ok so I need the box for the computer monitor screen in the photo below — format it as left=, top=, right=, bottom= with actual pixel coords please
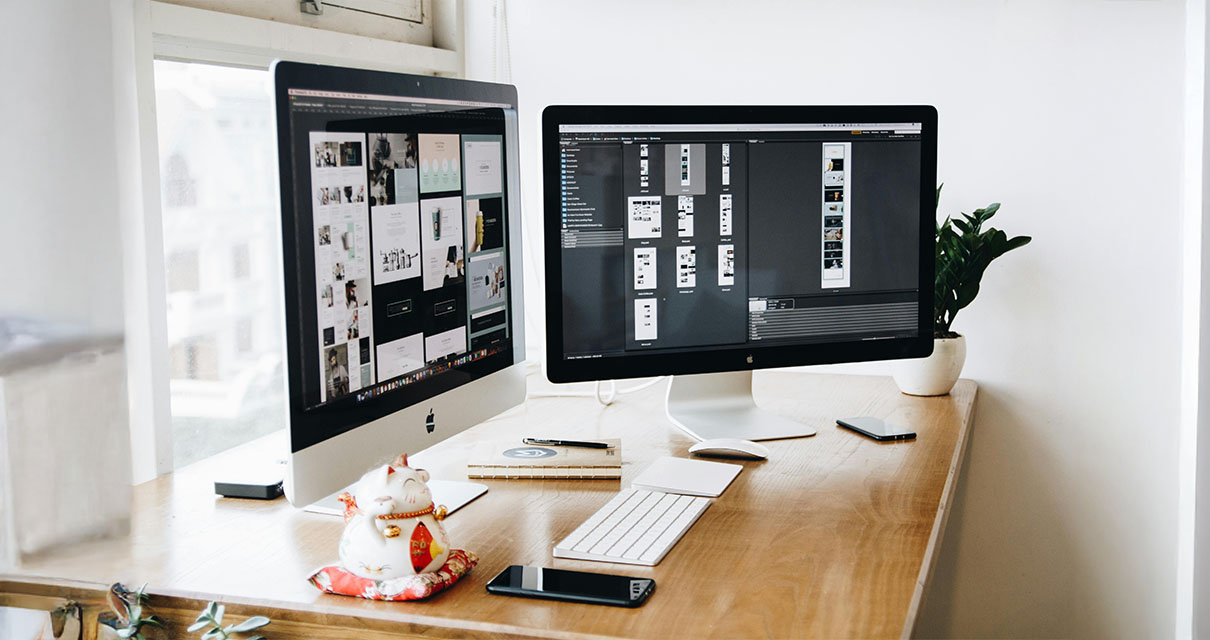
left=543, top=106, right=936, bottom=384
left=274, top=62, right=525, bottom=505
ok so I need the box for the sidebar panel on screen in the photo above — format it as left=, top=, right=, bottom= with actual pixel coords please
left=558, top=139, right=626, bottom=358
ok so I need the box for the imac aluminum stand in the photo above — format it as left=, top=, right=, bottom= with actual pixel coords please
left=665, top=371, right=818, bottom=441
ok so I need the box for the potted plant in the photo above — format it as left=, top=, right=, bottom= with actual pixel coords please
left=893, top=187, right=1031, bottom=396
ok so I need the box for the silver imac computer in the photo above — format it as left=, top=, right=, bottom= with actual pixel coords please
left=273, top=62, right=525, bottom=508
left=543, top=106, right=937, bottom=441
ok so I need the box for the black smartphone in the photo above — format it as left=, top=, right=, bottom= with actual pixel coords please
left=837, top=416, right=917, bottom=441
left=486, top=565, right=655, bottom=608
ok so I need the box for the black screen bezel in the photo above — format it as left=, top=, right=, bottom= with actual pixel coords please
left=273, top=61, right=521, bottom=452
left=542, top=105, right=937, bottom=383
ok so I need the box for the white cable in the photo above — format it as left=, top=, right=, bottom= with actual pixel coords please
left=526, top=376, right=667, bottom=406
left=595, top=380, right=617, bottom=405
left=615, top=377, right=666, bottom=394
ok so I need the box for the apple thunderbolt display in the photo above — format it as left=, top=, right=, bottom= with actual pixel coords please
left=543, top=106, right=937, bottom=441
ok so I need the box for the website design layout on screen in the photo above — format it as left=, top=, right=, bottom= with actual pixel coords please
left=557, top=122, right=922, bottom=360
left=290, top=89, right=510, bottom=407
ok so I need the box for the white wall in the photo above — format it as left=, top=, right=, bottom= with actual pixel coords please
left=1193, top=1, right=1210, bottom=634
left=472, top=1, right=1189, bottom=636
left=0, top=1, right=127, bottom=334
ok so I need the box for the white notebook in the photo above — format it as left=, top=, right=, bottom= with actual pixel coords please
left=631, top=456, right=742, bottom=497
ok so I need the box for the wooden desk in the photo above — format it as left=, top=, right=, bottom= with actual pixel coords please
left=3, top=372, right=975, bottom=639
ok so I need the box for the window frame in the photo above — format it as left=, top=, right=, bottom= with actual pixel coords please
left=128, top=0, right=464, bottom=482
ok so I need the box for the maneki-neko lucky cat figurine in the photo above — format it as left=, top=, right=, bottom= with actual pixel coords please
left=337, top=454, right=451, bottom=580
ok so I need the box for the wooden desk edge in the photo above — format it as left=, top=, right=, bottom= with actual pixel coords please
left=0, top=575, right=621, bottom=640
left=900, top=378, right=978, bottom=640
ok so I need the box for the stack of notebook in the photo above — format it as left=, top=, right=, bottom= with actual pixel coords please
left=466, top=439, right=622, bottom=479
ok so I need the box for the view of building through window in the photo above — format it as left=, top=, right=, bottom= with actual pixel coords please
left=154, top=60, right=286, bottom=468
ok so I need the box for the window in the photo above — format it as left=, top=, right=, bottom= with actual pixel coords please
left=155, top=60, right=285, bottom=468
left=127, top=1, right=463, bottom=479
left=235, top=316, right=254, bottom=353
left=165, top=249, right=200, bottom=293
left=233, top=243, right=251, bottom=279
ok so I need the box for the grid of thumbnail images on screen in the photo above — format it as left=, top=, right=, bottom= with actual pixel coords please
left=627, top=140, right=851, bottom=340
left=310, top=130, right=508, bottom=403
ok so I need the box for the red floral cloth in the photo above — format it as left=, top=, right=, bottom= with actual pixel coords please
left=308, top=549, right=478, bottom=601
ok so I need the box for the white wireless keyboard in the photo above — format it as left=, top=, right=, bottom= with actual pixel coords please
left=553, top=488, right=711, bottom=566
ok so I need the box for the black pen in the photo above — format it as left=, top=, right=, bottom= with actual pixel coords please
left=523, top=438, right=612, bottom=449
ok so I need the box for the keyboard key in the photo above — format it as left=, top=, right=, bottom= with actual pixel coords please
left=623, top=495, right=691, bottom=560
left=572, top=490, right=648, bottom=552
left=639, top=497, right=709, bottom=564
left=607, top=492, right=677, bottom=556
left=559, top=491, right=634, bottom=549
left=590, top=492, right=662, bottom=555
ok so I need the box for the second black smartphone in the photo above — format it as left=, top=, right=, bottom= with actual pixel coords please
left=486, top=565, right=655, bottom=607
left=837, top=416, right=917, bottom=441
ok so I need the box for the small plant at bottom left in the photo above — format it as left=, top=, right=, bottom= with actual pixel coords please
left=188, top=601, right=270, bottom=640
left=98, top=583, right=162, bottom=639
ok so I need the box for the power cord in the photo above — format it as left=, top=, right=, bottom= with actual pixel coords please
left=524, top=361, right=666, bottom=406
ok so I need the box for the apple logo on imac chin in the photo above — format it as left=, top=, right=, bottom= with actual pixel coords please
left=425, top=409, right=435, bottom=433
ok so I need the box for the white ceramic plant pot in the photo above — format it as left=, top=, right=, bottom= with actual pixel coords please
left=893, top=335, right=966, bottom=397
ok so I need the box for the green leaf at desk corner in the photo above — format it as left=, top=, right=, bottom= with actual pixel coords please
left=228, top=615, right=271, bottom=632
left=187, top=619, right=210, bottom=632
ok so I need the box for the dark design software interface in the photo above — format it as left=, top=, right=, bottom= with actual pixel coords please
left=557, top=122, right=922, bottom=360
left=285, top=89, right=512, bottom=409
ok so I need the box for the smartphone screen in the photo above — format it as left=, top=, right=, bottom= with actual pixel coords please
left=486, top=565, right=655, bottom=607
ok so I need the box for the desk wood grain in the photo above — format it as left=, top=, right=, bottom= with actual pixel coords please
left=6, top=372, right=975, bottom=639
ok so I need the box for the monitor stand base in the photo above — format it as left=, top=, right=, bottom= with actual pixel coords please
left=665, top=370, right=818, bottom=442
left=304, top=480, right=488, bottom=517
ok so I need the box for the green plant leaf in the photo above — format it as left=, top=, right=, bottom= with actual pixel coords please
left=201, top=629, right=225, bottom=640
left=955, top=282, right=981, bottom=311
left=187, top=620, right=211, bottom=632
left=1005, top=235, right=1032, bottom=251
left=978, top=202, right=1001, bottom=221
left=214, top=604, right=225, bottom=625
left=227, top=616, right=271, bottom=632
left=932, top=194, right=1029, bottom=333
